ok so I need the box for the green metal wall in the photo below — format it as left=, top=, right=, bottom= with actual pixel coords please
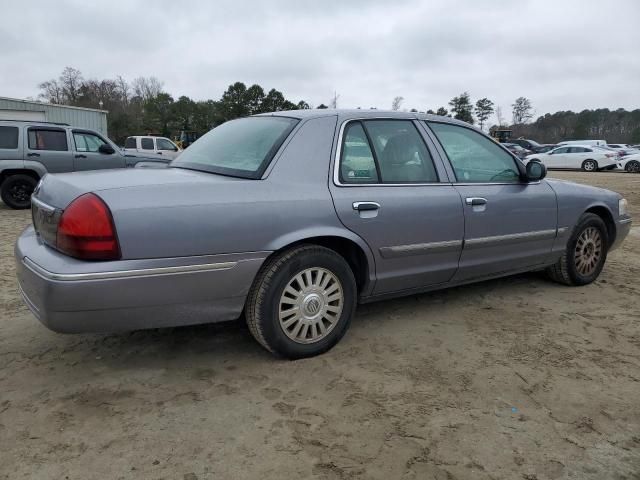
left=0, top=97, right=108, bottom=135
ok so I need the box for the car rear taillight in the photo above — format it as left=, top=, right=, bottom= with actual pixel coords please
left=56, top=193, right=120, bottom=260
left=605, top=153, right=615, bottom=158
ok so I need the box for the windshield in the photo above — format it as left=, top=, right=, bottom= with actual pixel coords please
left=171, top=116, right=298, bottom=178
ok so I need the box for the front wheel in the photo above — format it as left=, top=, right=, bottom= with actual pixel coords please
left=246, top=245, right=357, bottom=359
left=546, top=213, right=608, bottom=286
left=625, top=160, right=640, bottom=173
left=0, top=174, right=37, bottom=209
left=581, top=159, right=598, bottom=172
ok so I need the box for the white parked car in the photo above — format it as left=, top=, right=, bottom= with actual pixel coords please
left=618, top=153, right=640, bottom=173
left=557, top=139, right=607, bottom=147
left=123, top=136, right=182, bottom=160
left=524, top=145, right=619, bottom=172
left=607, top=144, right=640, bottom=156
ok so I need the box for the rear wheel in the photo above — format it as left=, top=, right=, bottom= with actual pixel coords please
left=246, top=245, right=357, bottom=359
left=546, top=213, right=608, bottom=286
left=625, top=160, right=640, bottom=173
left=581, top=159, right=598, bottom=172
left=0, top=174, right=37, bottom=209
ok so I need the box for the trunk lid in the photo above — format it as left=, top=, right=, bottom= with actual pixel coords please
left=33, top=167, right=240, bottom=209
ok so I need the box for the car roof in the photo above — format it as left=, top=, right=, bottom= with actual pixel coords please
left=256, top=108, right=475, bottom=127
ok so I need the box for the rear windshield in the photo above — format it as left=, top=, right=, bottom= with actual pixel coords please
left=171, top=116, right=298, bottom=179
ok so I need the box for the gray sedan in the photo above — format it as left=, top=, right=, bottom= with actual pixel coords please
left=16, top=110, right=632, bottom=358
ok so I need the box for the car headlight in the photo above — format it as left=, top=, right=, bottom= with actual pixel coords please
left=619, top=198, right=628, bottom=216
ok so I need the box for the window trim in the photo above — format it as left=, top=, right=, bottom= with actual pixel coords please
left=27, top=127, right=69, bottom=152
left=424, top=120, right=526, bottom=184
left=334, top=118, right=442, bottom=187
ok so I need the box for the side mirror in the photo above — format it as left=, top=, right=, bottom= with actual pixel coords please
left=526, top=160, right=547, bottom=182
left=99, top=144, right=115, bottom=154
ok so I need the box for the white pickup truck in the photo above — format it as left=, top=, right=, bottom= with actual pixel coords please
left=123, top=136, right=182, bottom=160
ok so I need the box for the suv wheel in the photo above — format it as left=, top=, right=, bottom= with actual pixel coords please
left=546, top=213, right=608, bottom=286
left=581, top=159, right=598, bottom=172
left=246, top=245, right=357, bottom=359
left=0, top=174, right=37, bottom=209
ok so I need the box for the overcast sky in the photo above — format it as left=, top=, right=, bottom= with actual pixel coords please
left=1, top=0, right=639, bottom=119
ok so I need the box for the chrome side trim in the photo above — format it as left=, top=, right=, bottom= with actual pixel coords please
left=557, top=227, right=569, bottom=236
left=380, top=240, right=462, bottom=258
left=23, top=257, right=237, bottom=282
left=465, top=229, right=557, bottom=249
left=619, top=217, right=632, bottom=225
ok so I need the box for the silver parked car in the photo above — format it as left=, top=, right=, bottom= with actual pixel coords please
left=16, top=110, right=632, bottom=358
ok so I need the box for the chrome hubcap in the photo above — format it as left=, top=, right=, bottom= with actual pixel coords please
left=574, top=227, right=602, bottom=276
left=278, top=267, right=343, bottom=344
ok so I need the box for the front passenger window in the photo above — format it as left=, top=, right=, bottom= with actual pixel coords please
left=428, top=122, right=520, bottom=183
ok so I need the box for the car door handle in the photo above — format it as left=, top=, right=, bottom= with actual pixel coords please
left=75, top=154, right=87, bottom=159
left=157, top=152, right=163, bottom=154
left=465, top=197, right=487, bottom=206
left=27, top=152, right=40, bottom=157
left=353, top=201, right=380, bottom=211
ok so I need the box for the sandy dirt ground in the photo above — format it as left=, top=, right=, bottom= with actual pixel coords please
left=1, top=171, right=639, bottom=480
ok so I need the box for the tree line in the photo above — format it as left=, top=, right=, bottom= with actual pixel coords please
left=37, top=68, right=640, bottom=144
left=37, top=67, right=310, bottom=143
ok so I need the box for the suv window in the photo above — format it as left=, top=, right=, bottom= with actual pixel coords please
left=124, top=137, right=137, bottom=149
left=340, top=122, right=378, bottom=183
left=429, top=122, right=520, bottom=183
left=364, top=120, right=438, bottom=183
left=140, top=138, right=154, bottom=150
left=0, top=126, right=19, bottom=149
left=553, top=147, right=570, bottom=154
left=157, top=138, right=177, bottom=151
left=73, top=132, right=107, bottom=152
left=28, top=129, right=68, bottom=151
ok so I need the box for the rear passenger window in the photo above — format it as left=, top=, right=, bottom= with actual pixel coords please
left=140, top=138, right=154, bottom=150
left=28, top=129, right=68, bottom=151
left=340, top=122, right=378, bottom=183
left=0, top=126, right=19, bottom=149
left=429, top=122, right=520, bottom=183
left=124, top=137, right=137, bottom=149
left=364, top=120, right=438, bottom=183
left=339, top=120, right=438, bottom=184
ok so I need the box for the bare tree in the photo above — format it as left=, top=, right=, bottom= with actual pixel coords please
left=38, top=79, right=64, bottom=104
left=59, top=67, right=84, bottom=104
left=495, top=106, right=506, bottom=127
left=391, top=96, right=404, bottom=111
left=115, top=75, right=130, bottom=106
left=132, top=76, right=164, bottom=102
left=329, top=91, right=340, bottom=109
left=512, top=97, right=533, bottom=125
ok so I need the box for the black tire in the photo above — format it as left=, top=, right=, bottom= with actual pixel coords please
left=546, top=213, right=608, bottom=286
left=0, top=174, right=37, bottom=209
left=246, top=244, right=357, bottom=359
left=581, top=159, right=598, bottom=172
left=625, top=160, right=640, bottom=173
